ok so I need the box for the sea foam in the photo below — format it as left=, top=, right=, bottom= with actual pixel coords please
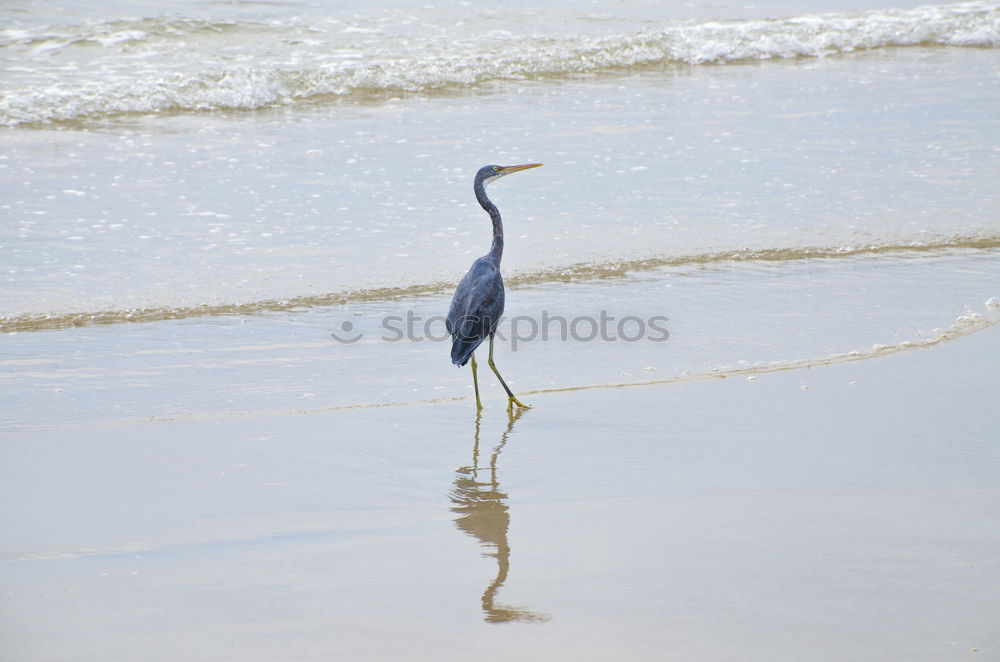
left=1, top=2, right=998, bottom=125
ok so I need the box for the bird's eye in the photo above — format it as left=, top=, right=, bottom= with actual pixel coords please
left=493, top=166, right=501, bottom=172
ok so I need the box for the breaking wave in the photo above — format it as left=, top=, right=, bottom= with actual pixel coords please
left=1, top=1, right=998, bottom=126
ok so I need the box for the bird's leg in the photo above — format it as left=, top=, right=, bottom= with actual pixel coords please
left=470, top=353, right=483, bottom=411
left=487, top=335, right=531, bottom=409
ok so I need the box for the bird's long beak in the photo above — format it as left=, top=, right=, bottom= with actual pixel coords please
left=499, top=163, right=543, bottom=175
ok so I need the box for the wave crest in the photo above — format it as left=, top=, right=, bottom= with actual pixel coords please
left=1, top=2, right=998, bottom=126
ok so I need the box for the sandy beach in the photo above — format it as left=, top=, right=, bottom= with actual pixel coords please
left=2, top=280, right=999, bottom=661
left=3, top=0, right=1000, bottom=659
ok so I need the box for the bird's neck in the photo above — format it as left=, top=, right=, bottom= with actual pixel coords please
left=475, top=181, right=504, bottom=264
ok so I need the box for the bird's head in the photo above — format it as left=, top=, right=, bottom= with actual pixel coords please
left=476, top=163, right=543, bottom=187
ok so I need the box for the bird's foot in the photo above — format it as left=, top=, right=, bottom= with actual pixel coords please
left=507, top=397, right=531, bottom=410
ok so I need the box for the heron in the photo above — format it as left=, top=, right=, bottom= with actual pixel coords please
left=446, top=163, right=543, bottom=411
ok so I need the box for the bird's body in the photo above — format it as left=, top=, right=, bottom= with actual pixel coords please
left=447, top=255, right=504, bottom=367
left=446, top=163, right=542, bottom=410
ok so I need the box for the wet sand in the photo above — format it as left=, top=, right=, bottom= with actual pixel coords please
left=2, top=288, right=998, bottom=661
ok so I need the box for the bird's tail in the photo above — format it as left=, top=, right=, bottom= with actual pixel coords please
left=450, top=335, right=484, bottom=367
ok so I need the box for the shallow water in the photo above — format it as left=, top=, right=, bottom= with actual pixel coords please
left=2, top=3, right=999, bottom=319
left=2, top=1, right=1000, bottom=659
left=2, top=325, right=998, bottom=661
left=2, top=250, right=999, bottom=429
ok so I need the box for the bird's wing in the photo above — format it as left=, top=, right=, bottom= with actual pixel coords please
left=446, top=257, right=505, bottom=341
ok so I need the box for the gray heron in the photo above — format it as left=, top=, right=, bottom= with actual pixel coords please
left=446, top=163, right=543, bottom=410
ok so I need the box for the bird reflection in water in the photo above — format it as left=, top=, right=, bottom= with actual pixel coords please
left=450, top=409, right=550, bottom=623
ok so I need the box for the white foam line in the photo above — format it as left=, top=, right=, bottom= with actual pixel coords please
left=2, top=1, right=998, bottom=126
left=533, top=299, right=1000, bottom=395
